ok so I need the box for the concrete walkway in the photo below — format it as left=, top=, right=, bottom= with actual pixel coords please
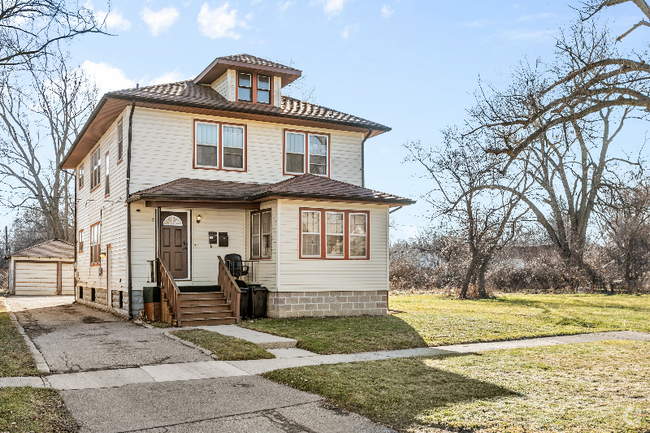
left=3, top=296, right=650, bottom=433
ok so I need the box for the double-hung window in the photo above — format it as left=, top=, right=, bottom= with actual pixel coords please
left=285, top=132, right=305, bottom=174
left=349, top=213, right=368, bottom=258
left=117, top=119, right=124, bottom=161
left=300, top=209, right=369, bottom=259
left=90, top=148, right=101, bottom=190
left=284, top=130, right=329, bottom=176
left=195, top=121, right=246, bottom=170
left=309, top=135, right=328, bottom=175
left=251, top=210, right=272, bottom=259
left=195, top=122, right=219, bottom=168
left=238, top=73, right=252, bottom=102
left=257, top=75, right=271, bottom=104
left=326, top=212, right=344, bottom=257
left=78, top=229, right=84, bottom=253
left=105, top=153, right=110, bottom=196
left=223, top=125, right=245, bottom=170
left=301, top=211, right=321, bottom=257
left=78, top=164, right=84, bottom=189
left=90, top=223, right=101, bottom=265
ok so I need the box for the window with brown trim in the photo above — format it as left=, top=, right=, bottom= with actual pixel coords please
left=284, top=130, right=329, bottom=176
left=78, top=229, right=84, bottom=253
left=238, top=72, right=252, bottom=102
left=257, top=75, right=271, bottom=104
left=105, top=152, right=110, bottom=196
left=90, top=223, right=101, bottom=265
left=90, top=147, right=101, bottom=190
left=78, top=164, right=84, bottom=189
left=251, top=210, right=272, bottom=259
left=300, top=209, right=369, bottom=259
left=194, top=120, right=246, bottom=171
left=117, top=119, right=124, bottom=161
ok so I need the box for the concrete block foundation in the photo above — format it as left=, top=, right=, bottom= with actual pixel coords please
left=266, top=290, right=388, bottom=318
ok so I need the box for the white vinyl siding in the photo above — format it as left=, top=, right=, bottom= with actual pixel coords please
left=129, top=108, right=364, bottom=192
left=279, top=199, right=389, bottom=293
left=75, top=106, right=130, bottom=305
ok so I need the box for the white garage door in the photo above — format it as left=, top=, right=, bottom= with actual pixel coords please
left=14, top=261, right=74, bottom=296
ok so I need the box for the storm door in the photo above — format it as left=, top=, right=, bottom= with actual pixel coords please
left=160, top=211, right=188, bottom=279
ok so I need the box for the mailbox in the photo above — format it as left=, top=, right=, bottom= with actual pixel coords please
left=209, top=232, right=219, bottom=244
left=218, top=232, right=229, bottom=247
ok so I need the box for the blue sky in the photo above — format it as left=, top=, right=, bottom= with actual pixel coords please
left=5, top=0, right=649, bottom=239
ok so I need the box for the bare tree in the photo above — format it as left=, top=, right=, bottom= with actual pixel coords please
left=0, top=51, right=97, bottom=241
left=465, top=24, right=645, bottom=279
left=406, top=137, right=528, bottom=298
left=466, top=7, right=650, bottom=159
left=597, top=178, right=650, bottom=291
left=1, top=0, right=105, bottom=67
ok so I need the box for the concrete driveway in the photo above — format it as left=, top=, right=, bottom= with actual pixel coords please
left=5, top=296, right=394, bottom=433
left=6, top=296, right=212, bottom=373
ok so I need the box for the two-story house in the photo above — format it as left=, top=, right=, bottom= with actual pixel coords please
left=61, top=54, right=413, bottom=326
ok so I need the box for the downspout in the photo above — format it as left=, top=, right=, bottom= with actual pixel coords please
left=126, top=101, right=135, bottom=318
left=73, top=170, right=77, bottom=299
left=361, top=128, right=373, bottom=188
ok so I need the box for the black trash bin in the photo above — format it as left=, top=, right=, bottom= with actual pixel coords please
left=239, top=287, right=251, bottom=319
left=251, top=287, right=268, bottom=318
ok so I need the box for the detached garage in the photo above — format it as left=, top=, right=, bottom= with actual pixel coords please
left=7, top=239, right=75, bottom=296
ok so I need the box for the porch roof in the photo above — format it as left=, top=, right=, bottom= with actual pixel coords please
left=127, top=174, right=415, bottom=206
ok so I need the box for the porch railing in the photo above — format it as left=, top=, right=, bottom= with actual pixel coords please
left=157, top=256, right=182, bottom=325
left=218, top=256, right=241, bottom=323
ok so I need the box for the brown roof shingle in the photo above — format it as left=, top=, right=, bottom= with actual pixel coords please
left=106, top=81, right=390, bottom=132
left=217, top=54, right=298, bottom=71
left=128, top=174, right=414, bottom=205
left=8, top=239, right=74, bottom=260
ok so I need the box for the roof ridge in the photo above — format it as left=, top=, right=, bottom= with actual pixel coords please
left=11, top=238, right=74, bottom=257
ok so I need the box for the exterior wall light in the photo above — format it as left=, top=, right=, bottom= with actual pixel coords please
left=100, top=252, right=106, bottom=259
left=196, top=214, right=202, bottom=224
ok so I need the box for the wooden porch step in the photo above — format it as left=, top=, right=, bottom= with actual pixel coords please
left=181, top=311, right=235, bottom=320
left=179, top=299, right=229, bottom=308
left=179, top=292, right=225, bottom=300
left=179, top=317, right=237, bottom=327
left=180, top=305, right=233, bottom=313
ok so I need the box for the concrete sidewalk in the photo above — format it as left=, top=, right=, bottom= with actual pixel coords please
left=4, top=296, right=650, bottom=433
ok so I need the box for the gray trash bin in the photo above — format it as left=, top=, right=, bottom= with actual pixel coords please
left=251, top=287, right=268, bottom=318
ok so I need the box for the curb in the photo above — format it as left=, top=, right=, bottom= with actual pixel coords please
left=163, top=331, right=220, bottom=360
left=3, top=301, right=51, bottom=374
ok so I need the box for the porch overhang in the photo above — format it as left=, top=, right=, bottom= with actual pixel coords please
left=143, top=200, right=260, bottom=210
left=128, top=175, right=415, bottom=208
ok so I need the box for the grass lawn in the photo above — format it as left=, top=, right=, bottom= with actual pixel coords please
left=264, top=340, right=650, bottom=432
left=0, top=300, right=40, bottom=377
left=169, top=329, right=275, bottom=361
left=0, top=387, right=78, bottom=432
left=241, top=294, right=650, bottom=354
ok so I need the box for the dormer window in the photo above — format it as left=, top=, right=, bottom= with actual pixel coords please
left=238, top=73, right=252, bottom=102
left=257, top=75, right=271, bottom=104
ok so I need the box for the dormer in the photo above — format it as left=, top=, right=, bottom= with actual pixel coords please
left=193, top=54, right=302, bottom=107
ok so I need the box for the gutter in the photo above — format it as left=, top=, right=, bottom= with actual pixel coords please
left=126, top=100, right=135, bottom=319
left=361, top=128, right=373, bottom=188
left=106, top=93, right=392, bottom=134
